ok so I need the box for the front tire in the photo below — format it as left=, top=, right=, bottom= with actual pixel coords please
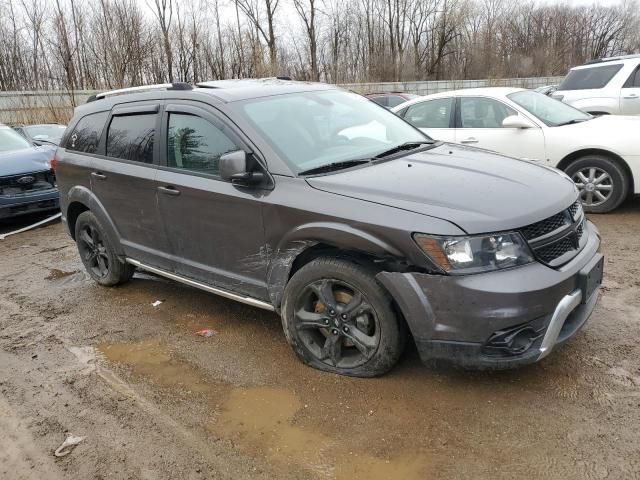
left=281, top=257, right=406, bottom=377
left=75, top=211, right=134, bottom=286
left=565, top=155, right=628, bottom=213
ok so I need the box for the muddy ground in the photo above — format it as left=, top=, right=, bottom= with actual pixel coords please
left=1, top=201, right=639, bottom=480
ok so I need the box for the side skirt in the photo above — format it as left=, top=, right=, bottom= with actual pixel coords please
left=126, top=258, right=276, bottom=312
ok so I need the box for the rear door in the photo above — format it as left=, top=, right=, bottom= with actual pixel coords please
left=90, top=103, right=172, bottom=270
left=155, top=102, right=269, bottom=300
left=455, top=96, right=546, bottom=161
left=621, top=65, right=640, bottom=115
left=396, top=97, right=456, bottom=142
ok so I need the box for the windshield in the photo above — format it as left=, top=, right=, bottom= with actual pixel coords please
left=25, top=125, right=66, bottom=143
left=0, top=127, right=32, bottom=152
left=507, top=91, right=591, bottom=126
left=234, top=90, right=430, bottom=173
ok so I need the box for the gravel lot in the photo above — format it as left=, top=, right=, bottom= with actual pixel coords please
left=1, top=201, right=639, bottom=480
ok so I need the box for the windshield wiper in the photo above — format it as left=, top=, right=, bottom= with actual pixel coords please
left=373, top=141, right=434, bottom=160
left=556, top=118, right=589, bottom=126
left=298, top=159, right=371, bottom=176
left=34, top=139, right=58, bottom=146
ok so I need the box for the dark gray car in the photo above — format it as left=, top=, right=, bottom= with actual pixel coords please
left=55, top=80, right=604, bottom=376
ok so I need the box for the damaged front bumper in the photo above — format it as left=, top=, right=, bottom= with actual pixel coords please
left=377, top=221, right=602, bottom=369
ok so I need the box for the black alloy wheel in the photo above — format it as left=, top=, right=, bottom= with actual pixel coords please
left=294, top=278, right=381, bottom=369
left=78, top=223, right=110, bottom=279
left=282, top=257, right=405, bottom=377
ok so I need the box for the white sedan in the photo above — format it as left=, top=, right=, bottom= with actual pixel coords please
left=392, top=87, right=640, bottom=212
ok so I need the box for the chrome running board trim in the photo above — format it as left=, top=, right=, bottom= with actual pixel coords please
left=538, top=289, right=582, bottom=359
left=126, top=258, right=275, bottom=312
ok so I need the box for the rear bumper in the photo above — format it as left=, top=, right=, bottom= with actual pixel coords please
left=0, top=189, right=59, bottom=219
left=377, top=221, right=602, bottom=369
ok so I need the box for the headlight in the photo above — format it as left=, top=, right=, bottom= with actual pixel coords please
left=414, top=232, right=534, bottom=274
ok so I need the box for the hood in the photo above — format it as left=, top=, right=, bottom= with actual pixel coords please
left=306, top=144, right=578, bottom=234
left=0, top=146, right=55, bottom=176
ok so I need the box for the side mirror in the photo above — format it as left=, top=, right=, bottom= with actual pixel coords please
left=502, top=115, right=533, bottom=129
left=219, top=150, right=265, bottom=186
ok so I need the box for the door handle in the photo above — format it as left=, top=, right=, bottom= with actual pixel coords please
left=461, top=137, right=479, bottom=144
left=623, top=94, right=638, bottom=99
left=157, top=185, right=181, bottom=196
left=91, top=172, right=107, bottom=180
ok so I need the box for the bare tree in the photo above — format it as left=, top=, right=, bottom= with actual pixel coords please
left=150, top=0, right=174, bottom=82
left=293, top=0, right=320, bottom=80
left=235, top=0, right=280, bottom=75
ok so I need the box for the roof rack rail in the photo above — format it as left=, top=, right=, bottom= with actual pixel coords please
left=584, top=53, right=640, bottom=65
left=90, top=82, right=192, bottom=101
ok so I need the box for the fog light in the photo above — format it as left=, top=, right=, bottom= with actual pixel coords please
left=483, top=325, right=544, bottom=356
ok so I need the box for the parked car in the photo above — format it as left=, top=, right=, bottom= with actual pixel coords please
left=56, top=80, right=602, bottom=377
left=534, top=85, right=558, bottom=96
left=552, top=54, right=640, bottom=115
left=0, top=124, right=58, bottom=220
left=365, top=92, right=420, bottom=109
left=392, top=87, right=640, bottom=212
left=12, top=123, right=67, bottom=146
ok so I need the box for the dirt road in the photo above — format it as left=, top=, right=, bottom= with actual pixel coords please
left=1, top=202, right=639, bottom=480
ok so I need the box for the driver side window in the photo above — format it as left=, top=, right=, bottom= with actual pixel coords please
left=459, top=97, right=516, bottom=128
left=167, top=113, right=238, bottom=176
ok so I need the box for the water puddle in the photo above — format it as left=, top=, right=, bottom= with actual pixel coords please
left=97, top=341, right=214, bottom=394
left=97, top=340, right=431, bottom=479
left=216, top=386, right=429, bottom=479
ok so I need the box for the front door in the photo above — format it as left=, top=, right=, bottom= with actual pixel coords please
left=620, top=66, right=640, bottom=115
left=155, top=103, right=269, bottom=301
left=455, top=96, right=546, bottom=162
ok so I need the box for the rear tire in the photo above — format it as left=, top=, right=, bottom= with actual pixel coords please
left=565, top=155, right=628, bottom=213
left=75, top=211, right=134, bottom=286
left=281, top=257, right=406, bottom=377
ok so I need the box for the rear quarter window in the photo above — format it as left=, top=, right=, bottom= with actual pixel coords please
left=559, top=64, right=623, bottom=90
left=66, top=111, right=109, bottom=153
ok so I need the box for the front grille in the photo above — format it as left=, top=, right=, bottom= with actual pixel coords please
left=520, top=211, right=568, bottom=240
left=0, top=170, right=56, bottom=196
left=568, top=201, right=581, bottom=219
left=535, top=236, right=576, bottom=263
left=519, top=201, right=585, bottom=267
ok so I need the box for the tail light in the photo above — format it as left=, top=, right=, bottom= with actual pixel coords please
left=50, top=149, right=61, bottom=171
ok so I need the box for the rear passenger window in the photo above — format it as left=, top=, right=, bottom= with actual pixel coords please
left=404, top=98, right=454, bottom=128
left=167, top=113, right=238, bottom=176
left=67, top=111, right=108, bottom=153
left=106, top=114, right=155, bottom=164
left=387, top=96, right=407, bottom=108
left=559, top=64, right=623, bottom=90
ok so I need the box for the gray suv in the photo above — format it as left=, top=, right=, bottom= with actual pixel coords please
left=56, top=80, right=604, bottom=376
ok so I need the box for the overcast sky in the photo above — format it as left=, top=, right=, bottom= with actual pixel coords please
left=540, top=0, right=625, bottom=5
